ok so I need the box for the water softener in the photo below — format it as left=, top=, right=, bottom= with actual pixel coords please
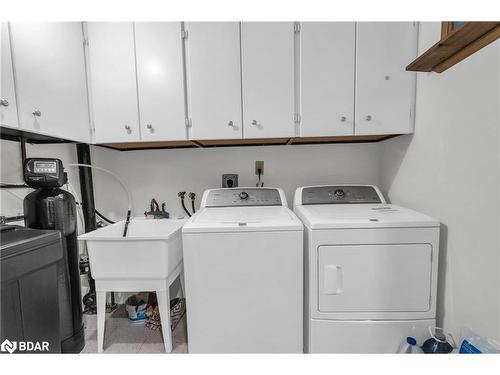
left=23, top=158, right=85, bottom=353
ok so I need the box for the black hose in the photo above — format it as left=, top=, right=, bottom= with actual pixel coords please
left=181, top=198, right=191, bottom=217
left=75, top=202, right=116, bottom=224
left=188, top=192, right=196, bottom=214
left=95, top=210, right=115, bottom=224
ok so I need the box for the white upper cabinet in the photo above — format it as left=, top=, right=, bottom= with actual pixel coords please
left=9, top=22, right=90, bottom=141
left=135, top=22, right=186, bottom=141
left=355, top=22, right=418, bottom=135
left=86, top=22, right=140, bottom=143
left=300, top=22, right=356, bottom=137
left=185, top=22, right=242, bottom=140
left=0, top=23, right=18, bottom=128
left=241, top=22, right=295, bottom=139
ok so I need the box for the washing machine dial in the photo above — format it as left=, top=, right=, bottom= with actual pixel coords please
left=239, top=191, right=249, bottom=200
left=334, top=189, right=345, bottom=198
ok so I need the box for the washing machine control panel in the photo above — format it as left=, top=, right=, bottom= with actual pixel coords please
left=205, top=188, right=283, bottom=207
left=301, top=186, right=383, bottom=205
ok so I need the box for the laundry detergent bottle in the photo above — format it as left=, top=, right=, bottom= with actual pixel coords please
left=397, top=337, right=424, bottom=353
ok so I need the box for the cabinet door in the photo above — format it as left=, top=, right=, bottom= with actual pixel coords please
left=301, top=22, right=355, bottom=137
left=87, top=22, right=140, bottom=143
left=135, top=22, right=186, bottom=141
left=10, top=22, right=90, bottom=141
left=186, top=22, right=242, bottom=140
left=0, top=23, right=18, bottom=128
left=355, top=22, right=418, bottom=135
left=241, top=22, right=295, bottom=139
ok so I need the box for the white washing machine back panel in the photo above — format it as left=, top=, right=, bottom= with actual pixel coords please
left=201, top=187, right=287, bottom=208
left=295, top=185, right=386, bottom=206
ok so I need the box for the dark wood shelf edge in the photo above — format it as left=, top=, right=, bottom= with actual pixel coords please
left=98, top=134, right=399, bottom=151
left=1, top=126, right=401, bottom=151
left=406, top=22, right=500, bottom=73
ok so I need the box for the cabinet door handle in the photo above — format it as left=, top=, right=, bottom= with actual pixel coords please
left=365, top=115, right=372, bottom=121
left=146, top=124, right=154, bottom=132
left=251, top=120, right=258, bottom=126
left=0, top=99, right=9, bottom=107
left=124, top=125, right=132, bottom=134
left=340, top=116, right=346, bottom=122
left=32, top=110, right=42, bottom=117
left=228, top=121, right=234, bottom=127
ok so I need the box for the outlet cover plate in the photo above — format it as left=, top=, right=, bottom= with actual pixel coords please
left=222, top=174, right=238, bottom=188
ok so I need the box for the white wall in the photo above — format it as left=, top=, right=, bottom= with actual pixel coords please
left=379, top=22, right=500, bottom=340
left=90, top=143, right=380, bottom=220
left=2, top=140, right=380, bottom=222
left=1, top=139, right=380, bottom=304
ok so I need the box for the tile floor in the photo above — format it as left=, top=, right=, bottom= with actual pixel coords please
left=81, top=306, right=188, bottom=353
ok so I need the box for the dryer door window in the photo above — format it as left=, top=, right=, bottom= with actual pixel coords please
left=318, top=244, right=432, bottom=313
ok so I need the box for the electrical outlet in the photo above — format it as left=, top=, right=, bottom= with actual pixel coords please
left=222, top=174, right=238, bottom=188
left=255, top=161, right=264, bottom=175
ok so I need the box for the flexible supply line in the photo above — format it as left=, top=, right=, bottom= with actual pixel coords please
left=67, top=182, right=89, bottom=256
left=66, top=163, right=133, bottom=237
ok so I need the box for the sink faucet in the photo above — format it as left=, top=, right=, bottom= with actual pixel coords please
left=150, top=198, right=160, bottom=213
left=145, top=198, right=169, bottom=219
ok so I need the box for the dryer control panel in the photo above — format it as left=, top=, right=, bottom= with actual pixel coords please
left=301, top=185, right=384, bottom=205
left=203, top=188, right=283, bottom=207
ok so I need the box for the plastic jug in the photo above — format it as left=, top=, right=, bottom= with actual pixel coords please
left=397, top=337, right=424, bottom=353
left=422, top=327, right=454, bottom=354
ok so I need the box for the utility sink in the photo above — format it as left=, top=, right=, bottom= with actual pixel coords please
left=78, top=217, right=187, bottom=353
left=78, top=218, right=186, bottom=280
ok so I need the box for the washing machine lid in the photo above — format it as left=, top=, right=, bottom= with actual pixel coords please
left=295, top=204, right=439, bottom=229
left=182, top=206, right=303, bottom=233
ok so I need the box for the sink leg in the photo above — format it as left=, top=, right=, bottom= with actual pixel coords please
left=97, top=291, right=106, bottom=353
left=157, top=288, right=173, bottom=353
left=179, top=270, right=186, bottom=297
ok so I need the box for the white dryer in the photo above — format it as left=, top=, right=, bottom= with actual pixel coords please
left=293, top=185, right=440, bottom=353
left=182, top=188, right=303, bottom=353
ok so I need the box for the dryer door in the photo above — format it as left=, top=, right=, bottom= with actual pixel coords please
left=318, top=244, right=432, bottom=313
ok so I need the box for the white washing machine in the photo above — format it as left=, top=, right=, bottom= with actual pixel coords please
left=182, top=188, right=303, bottom=353
left=293, top=185, right=440, bottom=353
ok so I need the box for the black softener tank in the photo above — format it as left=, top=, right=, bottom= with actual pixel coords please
left=23, top=158, right=85, bottom=353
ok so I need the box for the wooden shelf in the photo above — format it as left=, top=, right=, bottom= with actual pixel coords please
left=1, top=126, right=398, bottom=150
left=407, top=22, right=500, bottom=73
left=99, top=134, right=396, bottom=151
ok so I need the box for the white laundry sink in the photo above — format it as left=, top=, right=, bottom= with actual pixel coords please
left=78, top=218, right=186, bottom=280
